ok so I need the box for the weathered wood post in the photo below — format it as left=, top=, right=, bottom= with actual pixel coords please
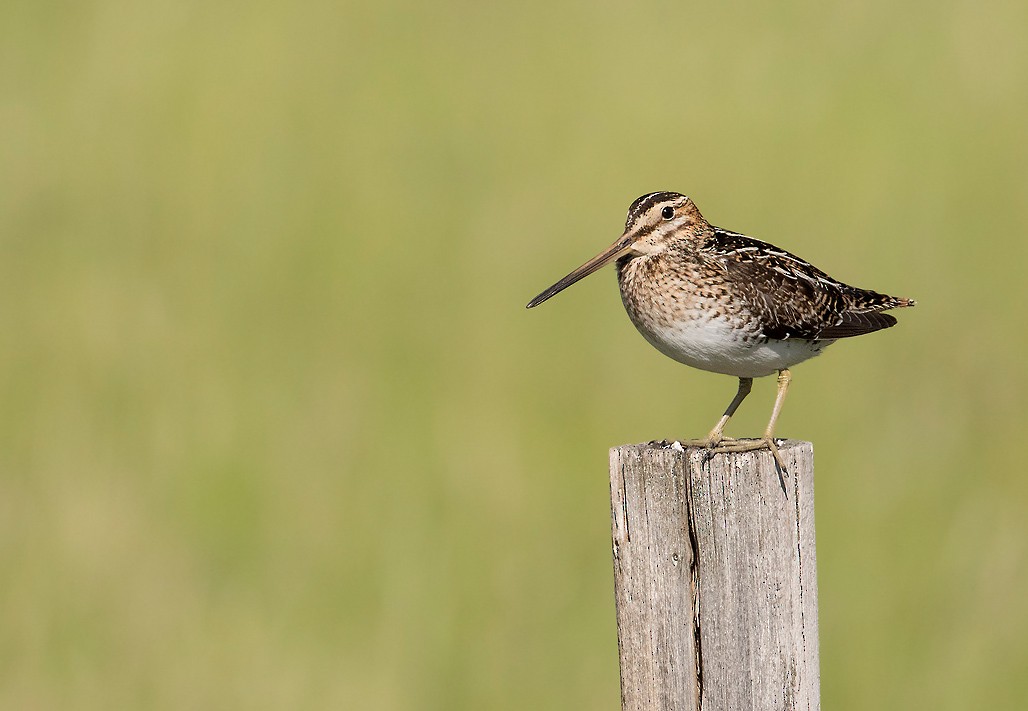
left=609, top=440, right=819, bottom=711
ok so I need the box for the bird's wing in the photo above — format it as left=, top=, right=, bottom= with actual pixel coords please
left=702, top=229, right=911, bottom=340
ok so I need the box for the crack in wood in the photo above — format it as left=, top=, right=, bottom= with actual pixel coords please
left=685, top=457, right=704, bottom=706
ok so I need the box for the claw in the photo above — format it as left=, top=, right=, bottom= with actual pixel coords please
left=710, top=437, right=790, bottom=496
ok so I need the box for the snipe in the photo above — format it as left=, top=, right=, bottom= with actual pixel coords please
left=527, top=191, right=915, bottom=473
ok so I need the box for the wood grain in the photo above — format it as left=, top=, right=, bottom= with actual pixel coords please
left=610, top=440, right=819, bottom=711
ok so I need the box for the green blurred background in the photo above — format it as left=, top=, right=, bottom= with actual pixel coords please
left=2, top=0, right=1027, bottom=708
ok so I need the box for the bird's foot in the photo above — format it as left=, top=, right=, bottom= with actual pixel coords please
left=650, top=437, right=717, bottom=449
left=676, top=437, right=715, bottom=448
left=712, top=436, right=787, bottom=470
left=710, top=437, right=790, bottom=494
left=674, top=435, right=738, bottom=449
left=655, top=437, right=787, bottom=494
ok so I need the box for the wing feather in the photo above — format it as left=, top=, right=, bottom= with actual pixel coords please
left=702, top=229, right=914, bottom=340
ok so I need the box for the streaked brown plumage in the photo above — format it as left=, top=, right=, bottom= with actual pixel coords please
left=527, top=191, right=915, bottom=473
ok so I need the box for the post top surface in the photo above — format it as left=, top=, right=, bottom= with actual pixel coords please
left=612, top=439, right=812, bottom=455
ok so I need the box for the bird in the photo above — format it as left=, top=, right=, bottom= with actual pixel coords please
left=526, top=191, right=915, bottom=472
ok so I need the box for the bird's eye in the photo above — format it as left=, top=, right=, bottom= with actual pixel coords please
left=661, top=206, right=675, bottom=220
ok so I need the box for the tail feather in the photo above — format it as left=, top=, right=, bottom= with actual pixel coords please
left=819, top=291, right=915, bottom=339
left=851, top=290, right=916, bottom=312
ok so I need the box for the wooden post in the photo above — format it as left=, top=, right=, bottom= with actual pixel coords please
left=609, top=440, right=819, bottom=711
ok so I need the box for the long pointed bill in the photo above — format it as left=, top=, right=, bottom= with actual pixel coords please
left=526, top=233, right=635, bottom=308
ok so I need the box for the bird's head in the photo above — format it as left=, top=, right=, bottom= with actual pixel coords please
left=526, top=192, right=705, bottom=308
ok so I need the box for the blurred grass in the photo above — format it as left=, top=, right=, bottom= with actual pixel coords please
left=1, top=0, right=1027, bottom=708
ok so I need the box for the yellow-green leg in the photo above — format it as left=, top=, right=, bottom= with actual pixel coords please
left=713, top=368, right=792, bottom=472
left=681, top=376, right=753, bottom=448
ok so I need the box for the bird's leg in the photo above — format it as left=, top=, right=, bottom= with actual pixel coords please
left=763, top=368, right=791, bottom=444
left=713, top=369, right=792, bottom=478
left=706, top=376, right=753, bottom=445
left=680, top=377, right=752, bottom=448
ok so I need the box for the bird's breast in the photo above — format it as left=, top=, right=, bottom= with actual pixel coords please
left=616, top=254, right=832, bottom=378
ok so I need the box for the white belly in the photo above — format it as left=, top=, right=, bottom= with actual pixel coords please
left=628, top=313, right=833, bottom=378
